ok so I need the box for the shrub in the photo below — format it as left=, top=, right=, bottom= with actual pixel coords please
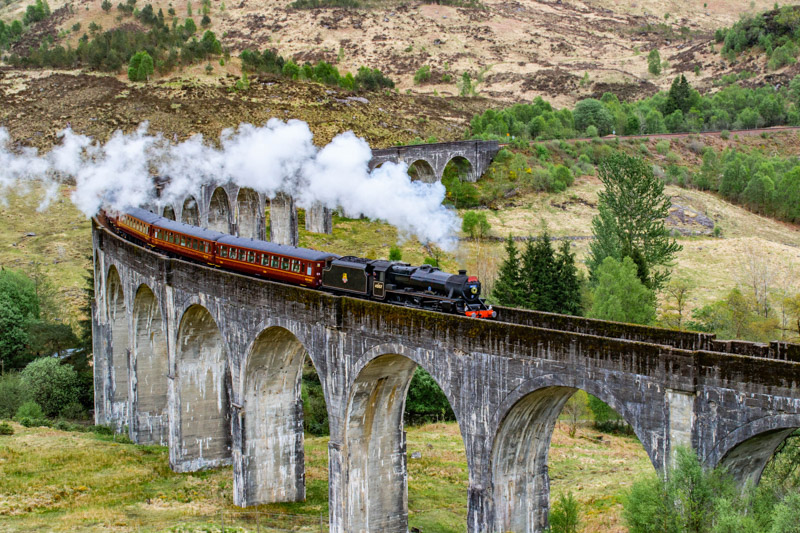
left=585, top=125, right=598, bottom=138
left=720, top=129, right=731, bottom=140
left=15, top=400, right=44, bottom=421
left=60, top=401, right=87, bottom=420
left=20, top=358, right=81, bottom=417
left=655, top=139, right=670, bottom=155
left=0, top=421, right=13, bottom=435
left=549, top=491, right=580, bottom=533
left=89, top=424, right=114, bottom=435
left=388, top=245, right=402, bottom=261
left=413, top=64, right=431, bottom=84
left=0, top=372, right=29, bottom=419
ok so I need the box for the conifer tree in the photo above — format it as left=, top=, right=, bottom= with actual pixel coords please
left=492, top=235, right=522, bottom=306
left=554, top=240, right=582, bottom=316
left=521, top=231, right=557, bottom=312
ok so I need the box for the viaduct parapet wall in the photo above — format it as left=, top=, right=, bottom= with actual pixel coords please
left=93, top=222, right=800, bottom=533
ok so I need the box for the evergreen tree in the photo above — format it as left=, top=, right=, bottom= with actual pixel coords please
left=554, top=240, right=582, bottom=316
left=665, top=74, right=693, bottom=116
left=492, top=235, right=523, bottom=307
left=521, top=231, right=557, bottom=312
left=587, top=153, right=681, bottom=292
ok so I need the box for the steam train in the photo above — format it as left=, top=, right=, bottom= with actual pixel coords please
left=103, top=208, right=496, bottom=319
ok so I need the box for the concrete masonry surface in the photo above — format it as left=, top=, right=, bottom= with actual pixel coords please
left=93, top=221, right=800, bottom=533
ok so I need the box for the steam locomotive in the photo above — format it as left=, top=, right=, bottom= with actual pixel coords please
left=104, top=208, right=496, bottom=319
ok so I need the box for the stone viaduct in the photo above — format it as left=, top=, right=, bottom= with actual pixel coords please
left=152, top=140, right=500, bottom=247
left=93, top=220, right=800, bottom=532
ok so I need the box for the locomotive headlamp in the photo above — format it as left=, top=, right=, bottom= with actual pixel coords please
left=470, top=286, right=478, bottom=294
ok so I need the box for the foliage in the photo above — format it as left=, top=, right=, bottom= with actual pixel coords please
left=587, top=153, right=681, bottom=291
left=0, top=269, right=39, bottom=369
left=493, top=235, right=523, bottom=307
left=414, top=64, right=431, bottom=84
left=23, top=0, right=50, bottom=25
left=20, top=358, right=81, bottom=418
left=404, top=367, right=454, bottom=425
left=574, top=98, right=614, bottom=136
left=127, top=50, right=154, bottom=81
left=289, top=0, right=359, bottom=8
left=461, top=211, right=491, bottom=238
left=470, top=73, right=800, bottom=143
left=0, top=421, right=13, bottom=435
left=60, top=401, right=87, bottom=420
left=587, top=394, right=626, bottom=432
left=771, top=492, right=800, bottom=533
left=389, top=245, right=402, bottom=261
left=492, top=232, right=583, bottom=315
left=301, top=360, right=328, bottom=435
left=648, top=49, right=661, bottom=75
left=589, top=257, right=656, bottom=325
left=14, top=400, right=45, bottom=421
left=8, top=4, right=223, bottom=75
left=549, top=491, right=580, bottom=533
left=0, top=372, right=30, bottom=419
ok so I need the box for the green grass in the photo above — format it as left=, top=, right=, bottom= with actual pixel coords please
left=0, top=420, right=650, bottom=532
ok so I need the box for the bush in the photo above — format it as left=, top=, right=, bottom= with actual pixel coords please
left=0, top=372, right=29, bottom=419
left=15, top=400, right=44, bottom=421
left=60, top=401, right=87, bottom=420
left=413, top=64, right=431, bottom=84
left=388, top=245, right=402, bottom=261
left=20, top=358, right=81, bottom=417
left=549, top=491, right=580, bottom=533
left=0, top=421, right=13, bottom=435
left=89, top=424, right=114, bottom=435
left=585, top=125, right=598, bottom=138
left=720, top=129, right=731, bottom=140
left=404, top=367, right=454, bottom=425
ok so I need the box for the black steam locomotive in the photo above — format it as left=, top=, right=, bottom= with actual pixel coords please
left=322, top=256, right=496, bottom=318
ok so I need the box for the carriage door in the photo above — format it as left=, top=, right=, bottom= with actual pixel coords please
left=372, top=271, right=386, bottom=299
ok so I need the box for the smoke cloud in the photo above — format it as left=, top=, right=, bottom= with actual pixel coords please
left=0, top=119, right=460, bottom=249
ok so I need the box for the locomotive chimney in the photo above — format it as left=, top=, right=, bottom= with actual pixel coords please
left=458, top=269, right=467, bottom=275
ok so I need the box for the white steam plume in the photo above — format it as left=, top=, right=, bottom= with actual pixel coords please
left=0, top=119, right=460, bottom=249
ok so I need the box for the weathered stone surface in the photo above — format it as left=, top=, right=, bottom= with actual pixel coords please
left=93, top=222, right=800, bottom=533
left=370, top=140, right=500, bottom=183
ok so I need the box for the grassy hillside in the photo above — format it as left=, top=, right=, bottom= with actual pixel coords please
left=0, top=420, right=650, bottom=532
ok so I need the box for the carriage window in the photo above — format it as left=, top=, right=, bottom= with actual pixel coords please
left=220, top=246, right=227, bottom=258
left=307, top=266, right=313, bottom=276
left=291, top=261, right=301, bottom=273
left=262, top=255, right=269, bottom=266
left=204, top=242, right=209, bottom=253
left=248, top=251, right=255, bottom=263
left=180, top=236, right=186, bottom=246
left=272, top=256, right=280, bottom=268
left=282, top=258, right=290, bottom=270
left=193, top=240, right=199, bottom=250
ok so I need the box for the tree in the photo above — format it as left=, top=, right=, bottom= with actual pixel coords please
left=404, top=367, right=454, bottom=425
left=587, top=153, right=682, bottom=292
left=20, top=357, right=80, bottom=417
left=562, top=391, right=588, bottom=438
left=493, top=235, right=523, bottom=307
left=589, top=256, right=656, bottom=325
left=461, top=211, right=490, bottom=239
left=0, top=269, right=40, bottom=370
left=573, top=98, right=614, bottom=136
left=772, top=492, right=800, bottom=533
left=648, top=49, right=662, bottom=75
left=660, top=279, right=692, bottom=329
left=665, top=74, right=693, bottom=115
left=553, top=240, right=582, bottom=316
left=128, top=50, right=154, bottom=81
left=521, top=232, right=557, bottom=312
